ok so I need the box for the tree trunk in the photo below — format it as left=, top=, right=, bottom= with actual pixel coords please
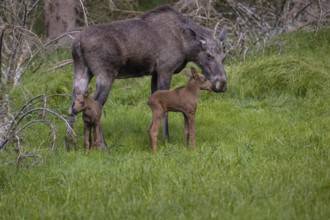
left=44, top=0, right=81, bottom=43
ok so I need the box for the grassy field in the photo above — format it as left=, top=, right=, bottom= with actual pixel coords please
left=0, top=29, right=329, bottom=219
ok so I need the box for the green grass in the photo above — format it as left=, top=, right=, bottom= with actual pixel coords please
left=1, top=29, right=330, bottom=219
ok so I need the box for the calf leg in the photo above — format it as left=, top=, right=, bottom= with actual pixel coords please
left=148, top=110, right=163, bottom=153
left=187, top=113, right=196, bottom=148
left=93, top=123, right=102, bottom=149
left=183, top=114, right=189, bottom=149
left=84, top=123, right=92, bottom=150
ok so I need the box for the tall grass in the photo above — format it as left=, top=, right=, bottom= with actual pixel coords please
left=229, top=56, right=329, bottom=98
left=1, top=29, right=329, bottom=219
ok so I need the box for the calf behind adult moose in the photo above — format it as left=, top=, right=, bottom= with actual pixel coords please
left=72, top=88, right=103, bottom=150
left=68, top=5, right=227, bottom=148
left=147, top=67, right=212, bottom=153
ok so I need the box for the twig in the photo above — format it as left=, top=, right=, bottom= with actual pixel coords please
left=0, top=94, right=74, bottom=150
left=16, top=120, right=56, bottom=150
left=21, top=30, right=80, bottom=75
left=15, top=108, right=74, bottom=137
left=0, top=23, right=9, bottom=103
left=110, top=8, right=143, bottom=15
left=79, top=0, right=89, bottom=26
left=47, top=59, right=73, bottom=72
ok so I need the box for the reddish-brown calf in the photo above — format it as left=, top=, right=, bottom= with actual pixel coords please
left=72, top=88, right=103, bottom=150
left=147, top=67, right=212, bottom=153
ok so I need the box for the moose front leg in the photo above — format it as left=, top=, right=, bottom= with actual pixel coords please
left=156, top=73, right=172, bottom=141
left=66, top=67, right=92, bottom=150
left=93, top=75, right=116, bottom=149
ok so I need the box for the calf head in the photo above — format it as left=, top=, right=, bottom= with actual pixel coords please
left=186, top=67, right=213, bottom=91
left=72, top=88, right=92, bottom=115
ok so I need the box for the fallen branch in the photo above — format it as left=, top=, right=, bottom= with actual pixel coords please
left=47, top=59, right=73, bottom=72
left=0, top=94, right=75, bottom=153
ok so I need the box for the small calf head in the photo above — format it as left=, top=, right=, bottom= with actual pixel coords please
left=72, top=88, right=93, bottom=115
left=186, top=67, right=213, bottom=91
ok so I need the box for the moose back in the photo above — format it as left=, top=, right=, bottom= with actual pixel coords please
left=68, top=5, right=227, bottom=146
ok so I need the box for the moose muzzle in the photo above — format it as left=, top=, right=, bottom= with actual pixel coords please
left=212, top=77, right=227, bottom=93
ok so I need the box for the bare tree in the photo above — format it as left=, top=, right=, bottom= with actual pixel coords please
left=1, top=0, right=44, bottom=148
left=44, top=0, right=83, bottom=42
left=0, top=1, right=77, bottom=161
left=0, top=0, right=43, bottom=86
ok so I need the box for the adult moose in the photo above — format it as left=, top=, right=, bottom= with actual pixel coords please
left=68, top=5, right=227, bottom=148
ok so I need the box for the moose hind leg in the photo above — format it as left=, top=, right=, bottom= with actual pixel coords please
left=66, top=63, right=92, bottom=150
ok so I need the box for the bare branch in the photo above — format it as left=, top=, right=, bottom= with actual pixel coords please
left=0, top=94, right=75, bottom=151
left=79, top=0, right=89, bottom=26
left=16, top=119, right=56, bottom=150
left=21, top=30, right=80, bottom=75
left=46, top=59, right=73, bottom=72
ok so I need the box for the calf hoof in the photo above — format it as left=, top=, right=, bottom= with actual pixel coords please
left=93, top=142, right=102, bottom=150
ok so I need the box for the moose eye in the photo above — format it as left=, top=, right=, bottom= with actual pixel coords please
left=206, top=53, right=213, bottom=59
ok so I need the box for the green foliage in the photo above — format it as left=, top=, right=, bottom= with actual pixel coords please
left=229, top=56, right=329, bottom=99
left=228, top=29, right=330, bottom=100
left=1, top=29, right=329, bottom=219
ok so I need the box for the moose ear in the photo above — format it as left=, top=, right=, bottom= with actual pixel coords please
left=188, top=28, right=208, bottom=49
left=219, top=27, right=227, bottom=42
left=199, top=38, right=207, bottom=50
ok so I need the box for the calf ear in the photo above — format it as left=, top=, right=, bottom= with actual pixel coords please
left=184, top=69, right=193, bottom=78
left=84, top=87, right=93, bottom=97
left=190, top=67, right=198, bottom=78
